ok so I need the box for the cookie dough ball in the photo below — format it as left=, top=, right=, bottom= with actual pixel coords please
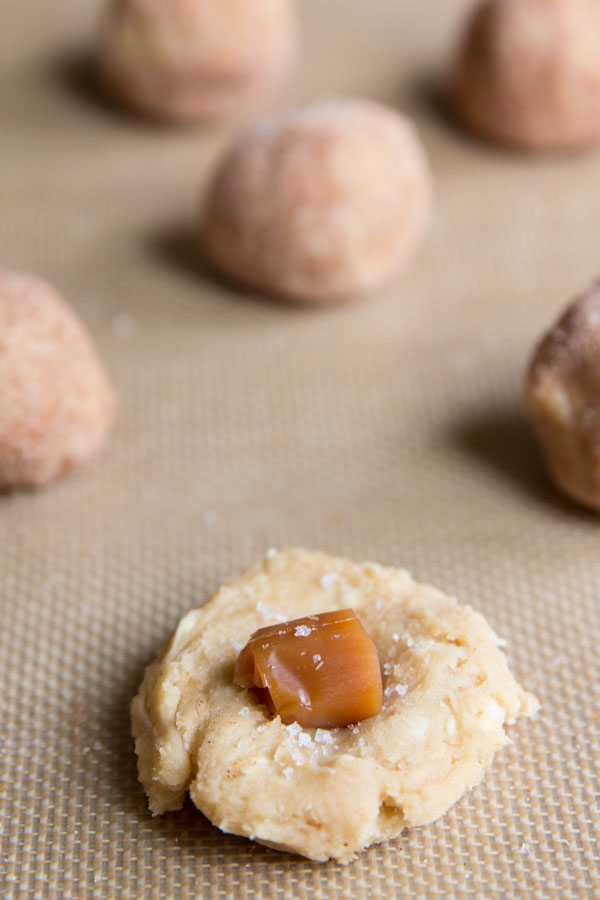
left=200, top=98, right=433, bottom=303
left=98, top=0, right=296, bottom=123
left=132, top=549, right=538, bottom=863
left=449, top=0, right=600, bottom=151
left=526, top=281, right=600, bottom=510
left=0, top=271, right=115, bottom=488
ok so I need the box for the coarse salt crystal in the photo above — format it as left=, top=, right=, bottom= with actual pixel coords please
left=295, top=625, right=312, bottom=637
left=395, top=684, right=408, bottom=696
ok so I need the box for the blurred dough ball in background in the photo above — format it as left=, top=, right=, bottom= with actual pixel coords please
left=0, top=271, right=115, bottom=489
left=526, top=281, right=600, bottom=512
left=200, top=97, right=433, bottom=305
left=449, top=0, right=600, bottom=151
left=97, top=0, right=297, bottom=123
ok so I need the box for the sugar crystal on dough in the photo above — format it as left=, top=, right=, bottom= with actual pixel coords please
left=320, top=573, right=339, bottom=588
left=314, top=729, right=334, bottom=744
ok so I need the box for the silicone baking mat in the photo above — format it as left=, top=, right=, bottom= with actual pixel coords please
left=1, top=1, right=598, bottom=897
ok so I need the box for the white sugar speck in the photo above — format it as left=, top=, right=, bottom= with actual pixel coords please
left=384, top=686, right=394, bottom=697
left=347, top=724, right=360, bottom=735
left=392, top=633, right=400, bottom=642
left=395, top=684, right=408, bottom=696
left=313, top=654, right=322, bottom=664
left=287, top=722, right=302, bottom=738
left=383, top=662, right=393, bottom=676
left=320, top=573, right=339, bottom=588
left=265, top=547, right=277, bottom=559
left=298, top=689, right=310, bottom=706
left=315, top=729, right=334, bottom=744
left=238, top=707, right=249, bottom=716
left=291, top=748, right=304, bottom=765
left=521, top=843, right=532, bottom=855
left=404, top=633, right=414, bottom=648
left=295, top=625, right=312, bottom=637
left=298, top=732, right=313, bottom=748
left=282, top=767, right=294, bottom=779
left=111, top=313, right=136, bottom=338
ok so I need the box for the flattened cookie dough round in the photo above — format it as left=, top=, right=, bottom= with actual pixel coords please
left=132, top=550, right=538, bottom=862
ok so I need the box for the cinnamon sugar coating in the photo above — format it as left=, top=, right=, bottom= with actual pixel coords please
left=98, top=0, right=296, bottom=123
left=0, top=271, right=115, bottom=488
left=527, top=281, right=600, bottom=510
left=450, top=0, right=600, bottom=151
left=200, top=98, right=433, bottom=304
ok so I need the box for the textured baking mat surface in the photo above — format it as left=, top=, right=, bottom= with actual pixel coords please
left=1, top=0, right=599, bottom=897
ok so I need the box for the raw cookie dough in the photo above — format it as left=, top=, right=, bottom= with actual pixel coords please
left=449, top=0, right=600, bottom=151
left=526, top=279, right=600, bottom=511
left=98, top=0, right=296, bottom=123
left=200, top=98, right=432, bottom=304
left=0, top=270, right=115, bottom=488
left=132, top=549, right=539, bottom=862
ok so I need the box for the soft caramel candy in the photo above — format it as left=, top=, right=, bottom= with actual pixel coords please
left=233, top=609, right=382, bottom=728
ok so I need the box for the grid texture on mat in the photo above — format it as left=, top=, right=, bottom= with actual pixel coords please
left=1, top=0, right=599, bottom=898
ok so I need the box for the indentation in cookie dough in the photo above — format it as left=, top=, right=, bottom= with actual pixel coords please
left=131, top=549, right=539, bottom=862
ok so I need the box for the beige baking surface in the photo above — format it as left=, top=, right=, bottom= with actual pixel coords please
left=1, top=0, right=599, bottom=897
